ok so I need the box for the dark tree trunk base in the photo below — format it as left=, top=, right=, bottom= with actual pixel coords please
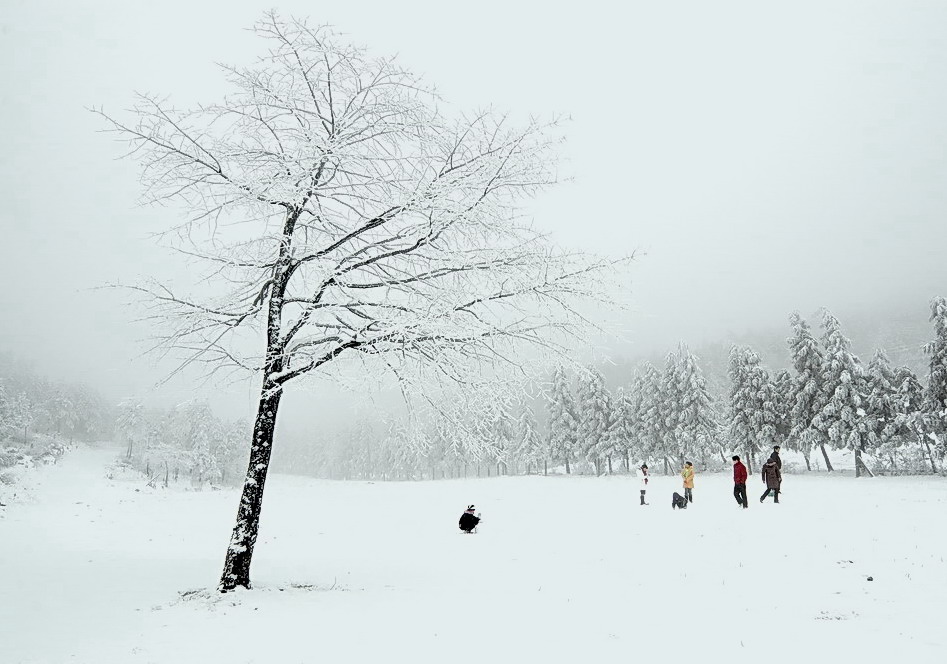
left=219, top=385, right=283, bottom=592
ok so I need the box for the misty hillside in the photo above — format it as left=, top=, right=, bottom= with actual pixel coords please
left=603, top=303, right=936, bottom=398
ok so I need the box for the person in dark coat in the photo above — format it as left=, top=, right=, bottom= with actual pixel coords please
left=459, top=505, right=481, bottom=533
left=732, top=455, right=748, bottom=508
left=760, top=460, right=782, bottom=503
left=767, top=445, right=782, bottom=469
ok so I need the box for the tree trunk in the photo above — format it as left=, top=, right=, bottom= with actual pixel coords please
left=607, top=456, right=613, bottom=475
left=818, top=443, right=834, bottom=472
left=918, top=431, right=938, bottom=473
left=565, top=457, right=571, bottom=475
left=219, top=384, right=283, bottom=592
left=543, top=459, right=548, bottom=476
left=624, top=450, right=630, bottom=472
left=854, top=446, right=875, bottom=478
left=802, top=448, right=812, bottom=471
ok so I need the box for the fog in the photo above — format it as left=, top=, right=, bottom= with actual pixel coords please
left=2, top=0, right=947, bottom=426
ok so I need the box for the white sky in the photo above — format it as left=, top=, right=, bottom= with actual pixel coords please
left=2, top=0, right=947, bottom=419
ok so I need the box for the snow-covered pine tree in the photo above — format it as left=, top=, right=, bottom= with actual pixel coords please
left=547, top=365, right=578, bottom=474
left=787, top=312, right=830, bottom=470
left=512, top=401, right=545, bottom=475
left=487, top=399, right=516, bottom=476
left=754, top=366, right=779, bottom=458
left=813, top=309, right=869, bottom=475
left=673, top=344, right=718, bottom=466
left=865, top=349, right=897, bottom=446
left=575, top=367, right=612, bottom=475
left=638, top=363, right=665, bottom=468
left=891, top=365, right=937, bottom=472
left=924, top=296, right=947, bottom=448
left=659, top=351, right=683, bottom=473
left=611, top=386, right=635, bottom=472
left=590, top=378, right=620, bottom=474
left=727, top=346, right=779, bottom=472
left=728, top=346, right=758, bottom=471
left=771, top=369, right=794, bottom=455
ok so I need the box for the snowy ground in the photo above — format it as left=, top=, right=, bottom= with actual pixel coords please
left=2, top=445, right=945, bottom=664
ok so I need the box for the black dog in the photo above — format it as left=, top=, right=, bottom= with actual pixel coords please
left=672, top=492, right=688, bottom=510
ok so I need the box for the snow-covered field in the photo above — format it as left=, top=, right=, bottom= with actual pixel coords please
left=1, top=445, right=945, bottom=664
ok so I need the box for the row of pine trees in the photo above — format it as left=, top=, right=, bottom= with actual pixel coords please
left=545, top=300, right=946, bottom=476
left=297, top=298, right=947, bottom=480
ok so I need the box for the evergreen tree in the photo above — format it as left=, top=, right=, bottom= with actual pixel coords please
left=673, top=344, right=718, bottom=465
left=813, top=310, right=869, bottom=474
left=638, top=363, right=665, bottom=467
left=787, top=312, right=829, bottom=470
left=728, top=347, right=757, bottom=470
left=865, top=349, right=898, bottom=448
left=658, top=351, right=683, bottom=472
left=512, top=402, right=545, bottom=475
left=611, top=386, right=636, bottom=472
left=924, top=296, right=947, bottom=442
left=892, top=365, right=938, bottom=472
left=547, top=365, right=578, bottom=474
left=592, top=382, right=621, bottom=474
left=575, top=367, right=612, bottom=475
left=727, top=346, right=777, bottom=472
left=771, top=368, right=793, bottom=450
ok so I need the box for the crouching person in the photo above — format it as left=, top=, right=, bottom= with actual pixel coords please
left=672, top=492, right=688, bottom=509
left=459, top=505, right=481, bottom=533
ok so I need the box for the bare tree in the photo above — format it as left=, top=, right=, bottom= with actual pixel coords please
left=96, top=13, right=627, bottom=591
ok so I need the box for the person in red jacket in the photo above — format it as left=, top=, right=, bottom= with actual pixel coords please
left=732, top=455, right=748, bottom=509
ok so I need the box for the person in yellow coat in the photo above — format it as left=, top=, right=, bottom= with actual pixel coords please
left=681, top=461, right=695, bottom=504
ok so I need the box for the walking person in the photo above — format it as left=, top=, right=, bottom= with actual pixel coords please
left=732, top=455, right=748, bottom=508
left=760, top=459, right=782, bottom=503
left=768, top=445, right=782, bottom=469
left=681, top=461, right=695, bottom=504
left=637, top=463, right=650, bottom=506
